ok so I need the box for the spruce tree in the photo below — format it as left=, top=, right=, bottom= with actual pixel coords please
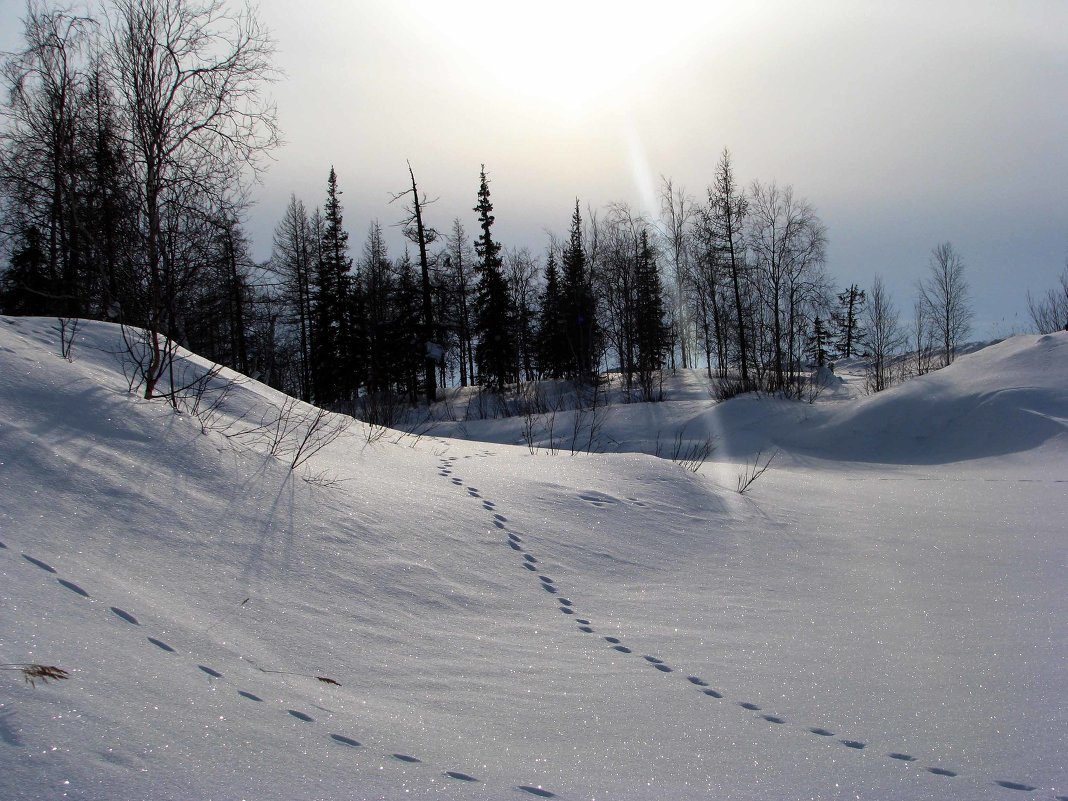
left=536, top=250, right=568, bottom=378
left=472, top=166, right=514, bottom=392
left=444, top=219, right=476, bottom=387
left=633, top=229, right=668, bottom=397
left=833, top=284, right=866, bottom=359
left=389, top=252, right=423, bottom=402
left=560, top=201, right=598, bottom=382
left=311, top=167, right=353, bottom=404
left=0, top=227, right=47, bottom=314
left=806, top=315, right=832, bottom=366
left=344, top=267, right=367, bottom=399
left=361, top=220, right=393, bottom=394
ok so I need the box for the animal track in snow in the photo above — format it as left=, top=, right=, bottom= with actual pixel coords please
left=0, top=539, right=6, bottom=548
left=577, top=492, right=619, bottom=509
left=392, top=753, right=421, bottom=763
left=22, top=554, right=56, bottom=573
left=995, top=781, right=1036, bottom=792
left=444, top=771, right=478, bottom=782
left=330, top=734, right=361, bottom=747
left=147, top=637, right=176, bottom=653
left=110, top=607, right=139, bottom=625
left=57, top=578, right=89, bottom=597
left=287, top=710, right=314, bottom=722
left=198, top=665, right=222, bottom=678
left=439, top=459, right=1016, bottom=799
left=888, top=753, right=916, bottom=762
left=238, top=691, right=263, bottom=702
left=518, top=786, right=556, bottom=798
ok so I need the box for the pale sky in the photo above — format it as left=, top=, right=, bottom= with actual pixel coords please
left=2, top=0, right=1066, bottom=335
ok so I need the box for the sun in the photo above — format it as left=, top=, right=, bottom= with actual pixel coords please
left=416, top=2, right=702, bottom=114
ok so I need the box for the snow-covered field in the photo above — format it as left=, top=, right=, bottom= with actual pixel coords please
left=1, top=316, right=1064, bottom=801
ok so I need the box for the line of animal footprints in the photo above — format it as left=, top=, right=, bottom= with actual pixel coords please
left=437, top=467, right=1052, bottom=798
left=547, top=566, right=1048, bottom=791
left=4, top=536, right=559, bottom=800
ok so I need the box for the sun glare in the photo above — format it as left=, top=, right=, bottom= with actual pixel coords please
left=418, top=3, right=705, bottom=113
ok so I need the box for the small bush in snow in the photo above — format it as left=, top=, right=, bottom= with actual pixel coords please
left=736, top=449, right=778, bottom=494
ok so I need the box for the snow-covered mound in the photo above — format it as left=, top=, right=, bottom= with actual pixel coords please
left=790, top=334, right=1068, bottom=464
left=0, top=318, right=1065, bottom=801
left=429, top=335, right=1068, bottom=470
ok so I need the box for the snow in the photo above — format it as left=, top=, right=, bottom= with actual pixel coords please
left=0, top=316, right=1065, bottom=800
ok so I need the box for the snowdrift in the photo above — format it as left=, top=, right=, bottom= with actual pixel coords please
left=0, top=317, right=1065, bottom=801
left=424, top=333, right=1068, bottom=470
left=788, top=333, right=1068, bottom=464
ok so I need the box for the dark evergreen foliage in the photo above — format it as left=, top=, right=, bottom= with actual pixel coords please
left=472, top=166, right=515, bottom=392
left=536, top=251, right=568, bottom=378
left=0, top=227, right=48, bottom=314
left=560, top=201, right=599, bottom=382
left=0, top=4, right=867, bottom=410
left=310, top=168, right=353, bottom=404
left=388, top=253, right=424, bottom=402
left=634, top=229, right=669, bottom=388
left=806, top=315, right=832, bottom=366
left=833, top=284, right=866, bottom=358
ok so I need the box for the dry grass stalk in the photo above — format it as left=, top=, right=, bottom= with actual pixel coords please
left=2, top=663, right=71, bottom=687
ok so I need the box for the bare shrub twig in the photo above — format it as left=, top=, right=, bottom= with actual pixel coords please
left=736, top=449, right=778, bottom=494
left=56, top=317, right=80, bottom=361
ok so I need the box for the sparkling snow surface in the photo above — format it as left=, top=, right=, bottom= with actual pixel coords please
left=0, top=317, right=1065, bottom=801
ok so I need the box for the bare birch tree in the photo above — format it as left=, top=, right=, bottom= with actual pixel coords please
left=919, top=242, right=971, bottom=367
left=1026, top=263, right=1068, bottom=333
left=865, top=274, right=904, bottom=393
left=658, top=176, right=694, bottom=370
left=106, top=0, right=278, bottom=401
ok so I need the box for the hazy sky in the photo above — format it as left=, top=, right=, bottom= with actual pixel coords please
left=2, top=0, right=1066, bottom=335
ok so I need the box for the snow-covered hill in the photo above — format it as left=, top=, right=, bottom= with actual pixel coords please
left=1, top=317, right=1065, bottom=800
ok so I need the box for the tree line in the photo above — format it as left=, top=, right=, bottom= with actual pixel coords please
left=0, top=0, right=277, bottom=401
left=1, top=0, right=1010, bottom=415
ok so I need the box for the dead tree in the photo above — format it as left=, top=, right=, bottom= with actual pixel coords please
left=391, top=161, right=438, bottom=403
